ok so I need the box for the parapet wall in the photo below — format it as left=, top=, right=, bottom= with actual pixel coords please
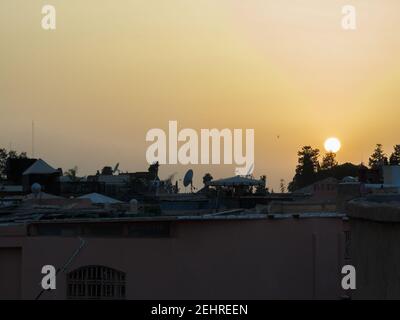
left=347, top=200, right=400, bottom=223
left=268, top=201, right=336, bottom=214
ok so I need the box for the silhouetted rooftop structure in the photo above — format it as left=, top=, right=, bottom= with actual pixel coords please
left=78, top=193, right=123, bottom=204
left=23, top=159, right=58, bottom=175
left=207, top=176, right=264, bottom=187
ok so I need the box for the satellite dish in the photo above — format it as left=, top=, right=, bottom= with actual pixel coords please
left=183, top=169, right=194, bottom=192
left=31, top=183, right=42, bottom=198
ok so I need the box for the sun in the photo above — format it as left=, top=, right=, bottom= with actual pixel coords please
left=324, top=137, right=341, bottom=153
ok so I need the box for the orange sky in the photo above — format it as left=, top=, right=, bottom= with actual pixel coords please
left=1, top=0, right=400, bottom=190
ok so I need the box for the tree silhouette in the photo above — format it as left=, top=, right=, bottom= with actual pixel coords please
left=148, top=161, right=159, bottom=180
left=369, top=144, right=388, bottom=169
left=255, top=175, right=267, bottom=194
left=280, top=179, right=286, bottom=193
left=0, top=148, right=27, bottom=180
left=321, top=152, right=338, bottom=170
left=288, top=146, right=320, bottom=191
left=64, top=166, right=79, bottom=182
left=389, top=145, right=400, bottom=165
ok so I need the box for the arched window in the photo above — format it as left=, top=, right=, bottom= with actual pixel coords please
left=67, top=265, right=126, bottom=300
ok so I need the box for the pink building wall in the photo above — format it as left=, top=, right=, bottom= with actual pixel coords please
left=0, top=217, right=347, bottom=300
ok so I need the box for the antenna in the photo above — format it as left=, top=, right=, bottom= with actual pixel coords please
left=113, top=163, right=120, bottom=174
left=183, top=169, right=194, bottom=193
left=246, top=163, right=254, bottom=177
left=32, top=121, right=35, bottom=158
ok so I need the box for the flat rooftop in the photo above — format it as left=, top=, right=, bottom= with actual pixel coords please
left=0, top=205, right=346, bottom=227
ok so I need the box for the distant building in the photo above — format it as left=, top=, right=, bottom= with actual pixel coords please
left=0, top=185, right=23, bottom=197
left=22, top=159, right=61, bottom=195
left=86, top=171, right=157, bottom=199
left=336, top=166, right=400, bottom=212
left=383, top=165, right=400, bottom=188
left=294, top=177, right=339, bottom=202
left=77, top=192, right=123, bottom=205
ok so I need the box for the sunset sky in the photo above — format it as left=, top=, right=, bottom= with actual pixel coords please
left=1, top=0, right=400, bottom=190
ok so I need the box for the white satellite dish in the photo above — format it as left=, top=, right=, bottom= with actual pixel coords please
left=31, top=183, right=42, bottom=199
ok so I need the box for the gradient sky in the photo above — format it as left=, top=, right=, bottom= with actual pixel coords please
left=1, top=0, right=400, bottom=190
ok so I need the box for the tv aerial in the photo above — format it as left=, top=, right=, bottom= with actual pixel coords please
left=183, top=169, right=194, bottom=193
left=113, top=163, right=120, bottom=175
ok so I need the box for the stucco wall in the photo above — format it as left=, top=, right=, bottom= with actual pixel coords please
left=0, top=248, right=21, bottom=299
left=0, top=217, right=346, bottom=300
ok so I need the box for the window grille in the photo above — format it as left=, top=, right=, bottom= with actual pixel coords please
left=67, top=265, right=126, bottom=300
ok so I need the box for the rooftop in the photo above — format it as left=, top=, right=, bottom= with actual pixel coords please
left=22, top=159, right=58, bottom=175
left=0, top=203, right=346, bottom=227
left=347, top=194, right=400, bottom=223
